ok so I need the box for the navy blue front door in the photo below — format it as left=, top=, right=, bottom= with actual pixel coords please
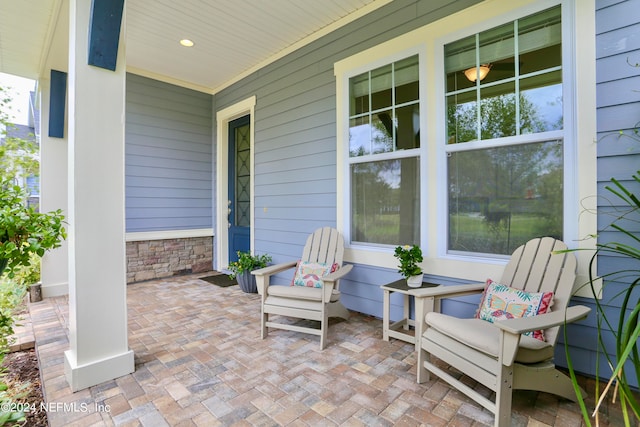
left=228, top=115, right=251, bottom=262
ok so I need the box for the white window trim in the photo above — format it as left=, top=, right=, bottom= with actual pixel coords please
left=334, top=0, right=598, bottom=298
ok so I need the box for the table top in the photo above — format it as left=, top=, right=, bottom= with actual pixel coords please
left=381, top=279, right=439, bottom=293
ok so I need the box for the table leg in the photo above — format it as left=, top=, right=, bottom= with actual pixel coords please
left=403, top=294, right=410, bottom=331
left=382, top=289, right=390, bottom=341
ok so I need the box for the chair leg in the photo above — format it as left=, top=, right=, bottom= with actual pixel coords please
left=416, top=345, right=430, bottom=383
left=495, top=364, right=514, bottom=427
left=319, top=309, right=329, bottom=350
left=328, top=301, right=350, bottom=320
left=261, top=310, right=268, bottom=339
left=514, top=362, right=586, bottom=401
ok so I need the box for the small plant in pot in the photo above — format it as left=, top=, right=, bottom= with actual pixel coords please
left=394, top=244, right=424, bottom=287
left=228, top=251, right=272, bottom=293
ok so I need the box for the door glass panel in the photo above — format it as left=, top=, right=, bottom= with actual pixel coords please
left=235, top=124, right=251, bottom=227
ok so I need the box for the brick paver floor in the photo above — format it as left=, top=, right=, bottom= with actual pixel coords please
left=27, top=273, right=627, bottom=426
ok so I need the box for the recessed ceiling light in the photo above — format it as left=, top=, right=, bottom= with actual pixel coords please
left=180, top=39, right=194, bottom=47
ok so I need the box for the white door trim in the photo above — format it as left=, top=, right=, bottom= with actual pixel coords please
left=215, top=96, right=256, bottom=271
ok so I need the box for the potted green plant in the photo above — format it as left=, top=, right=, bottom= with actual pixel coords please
left=228, top=251, right=272, bottom=293
left=394, top=244, right=423, bottom=287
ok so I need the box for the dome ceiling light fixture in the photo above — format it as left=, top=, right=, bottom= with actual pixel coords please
left=179, top=39, right=195, bottom=47
left=463, top=64, right=491, bottom=82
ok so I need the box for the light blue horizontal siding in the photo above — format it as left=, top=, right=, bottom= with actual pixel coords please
left=588, top=0, right=640, bottom=387
left=597, top=76, right=640, bottom=106
left=596, top=0, right=640, bottom=33
left=126, top=73, right=213, bottom=232
left=126, top=197, right=211, bottom=209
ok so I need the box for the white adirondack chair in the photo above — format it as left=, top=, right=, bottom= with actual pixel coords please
left=415, top=237, right=591, bottom=426
left=251, top=227, right=353, bottom=349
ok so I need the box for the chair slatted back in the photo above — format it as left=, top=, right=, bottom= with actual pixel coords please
left=301, top=227, right=345, bottom=267
left=499, top=237, right=577, bottom=345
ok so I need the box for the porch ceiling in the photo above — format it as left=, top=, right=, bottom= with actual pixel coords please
left=1, top=0, right=388, bottom=94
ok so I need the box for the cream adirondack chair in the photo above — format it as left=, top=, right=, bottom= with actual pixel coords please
left=251, top=227, right=353, bottom=349
left=415, top=237, right=591, bottom=426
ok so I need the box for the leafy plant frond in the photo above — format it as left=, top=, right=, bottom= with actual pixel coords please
left=565, top=170, right=640, bottom=426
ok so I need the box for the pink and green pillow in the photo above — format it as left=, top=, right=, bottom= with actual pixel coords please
left=291, top=261, right=339, bottom=288
left=476, top=279, right=554, bottom=341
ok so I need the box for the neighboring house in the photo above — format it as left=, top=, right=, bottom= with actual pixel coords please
left=1, top=93, right=40, bottom=210
left=2, top=0, right=638, bottom=391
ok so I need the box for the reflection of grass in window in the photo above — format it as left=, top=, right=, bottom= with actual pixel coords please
left=449, top=214, right=556, bottom=254
left=353, top=214, right=399, bottom=245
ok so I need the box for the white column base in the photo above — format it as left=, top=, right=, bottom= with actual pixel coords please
left=64, top=349, right=134, bottom=392
left=41, top=282, right=69, bottom=298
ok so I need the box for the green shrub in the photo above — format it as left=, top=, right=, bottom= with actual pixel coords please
left=0, top=279, right=26, bottom=356
left=12, top=253, right=40, bottom=287
left=0, top=178, right=66, bottom=278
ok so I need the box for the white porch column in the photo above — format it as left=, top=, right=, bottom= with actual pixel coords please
left=39, top=77, right=69, bottom=297
left=64, top=0, right=133, bottom=391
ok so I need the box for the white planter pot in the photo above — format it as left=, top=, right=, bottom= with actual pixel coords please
left=406, top=273, right=424, bottom=288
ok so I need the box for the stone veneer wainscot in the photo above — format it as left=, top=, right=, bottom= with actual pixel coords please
left=126, top=237, right=213, bottom=283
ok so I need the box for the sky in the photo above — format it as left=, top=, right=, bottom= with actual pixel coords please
left=0, top=72, right=36, bottom=126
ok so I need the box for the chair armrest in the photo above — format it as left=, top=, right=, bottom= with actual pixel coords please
left=322, top=264, right=353, bottom=284
left=321, top=264, right=353, bottom=301
left=410, top=282, right=486, bottom=298
left=495, top=305, right=591, bottom=366
left=494, top=305, right=591, bottom=335
left=252, top=261, right=297, bottom=296
left=252, top=261, right=298, bottom=277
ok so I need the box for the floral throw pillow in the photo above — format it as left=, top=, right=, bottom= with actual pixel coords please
left=291, top=261, right=339, bottom=288
left=475, top=279, right=554, bottom=341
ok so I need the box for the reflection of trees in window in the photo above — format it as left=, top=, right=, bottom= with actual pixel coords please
left=352, top=161, right=396, bottom=244
left=351, top=158, right=419, bottom=245
left=448, top=140, right=562, bottom=255
left=350, top=108, right=420, bottom=157
left=448, top=93, right=547, bottom=143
